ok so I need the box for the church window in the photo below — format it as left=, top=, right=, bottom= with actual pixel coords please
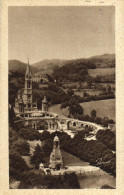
left=55, top=142, right=58, bottom=147
left=73, top=122, right=76, bottom=126
left=27, top=81, right=31, bottom=88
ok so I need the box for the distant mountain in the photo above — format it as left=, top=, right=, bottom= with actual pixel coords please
left=89, top=53, right=115, bottom=60
left=9, top=54, right=115, bottom=75
left=31, top=59, right=68, bottom=75
left=88, top=54, right=115, bottom=68
left=31, top=54, right=115, bottom=72
left=9, top=60, right=38, bottom=74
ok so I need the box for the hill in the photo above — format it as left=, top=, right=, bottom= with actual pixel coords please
left=89, top=53, right=115, bottom=60
left=9, top=60, right=38, bottom=74
left=9, top=54, right=115, bottom=76
left=31, top=53, right=115, bottom=73
left=89, top=54, right=115, bottom=68
left=31, top=59, right=68, bottom=75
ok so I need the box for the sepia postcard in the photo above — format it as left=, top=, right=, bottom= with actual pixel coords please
left=0, top=0, right=124, bottom=195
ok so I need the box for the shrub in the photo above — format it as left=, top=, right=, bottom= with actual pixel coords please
left=91, top=109, right=97, bottom=117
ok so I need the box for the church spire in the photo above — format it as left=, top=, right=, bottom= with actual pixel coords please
left=23, top=58, right=33, bottom=111
left=25, top=58, right=31, bottom=78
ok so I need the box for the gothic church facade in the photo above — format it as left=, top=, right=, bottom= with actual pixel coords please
left=14, top=60, right=48, bottom=114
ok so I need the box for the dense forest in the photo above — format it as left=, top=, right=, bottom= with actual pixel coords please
left=52, top=60, right=95, bottom=82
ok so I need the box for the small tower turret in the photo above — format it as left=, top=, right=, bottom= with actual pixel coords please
left=42, top=94, right=48, bottom=112
left=49, top=136, right=63, bottom=170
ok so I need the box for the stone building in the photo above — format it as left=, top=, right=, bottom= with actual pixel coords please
left=14, top=60, right=47, bottom=113
left=32, top=74, right=49, bottom=84
left=49, top=136, right=63, bottom=170
left=15, top=60, right=36, bottom=112
left=13, top=60, right=106, bottom=135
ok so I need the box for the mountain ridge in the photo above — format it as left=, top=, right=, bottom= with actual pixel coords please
left=9, top=53, right=115, bottom=75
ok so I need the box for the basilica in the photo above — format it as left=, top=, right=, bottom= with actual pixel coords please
left=14, top=60, right=48, bottom=114
left=14, top=60, right=60, bottom=131
left=14, top=60, right=103, bottom=137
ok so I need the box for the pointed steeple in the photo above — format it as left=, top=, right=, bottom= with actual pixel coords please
left=23, top=58, right=33, bottom=111
left=25, top=58, right=31, bottom=78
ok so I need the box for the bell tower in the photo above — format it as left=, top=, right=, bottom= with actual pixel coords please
left=49, top=136, right=63, bottom=170
left=23, top=58, right=33, bottom=111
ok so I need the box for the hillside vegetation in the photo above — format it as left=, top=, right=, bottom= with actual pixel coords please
left=9, top=54, right=115, bottom=76
left=9, top=60, right=38, bottom=75
left=89, top=54, right=115, bottom=68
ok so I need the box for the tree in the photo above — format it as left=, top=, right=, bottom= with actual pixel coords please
left=95, top=117, right=102, bottom=124
left=39, top=131, right=50, bottom=141
left=9, top=153, right=29, bottom=173
left=101, top=185, right=115, bottom=189
left=91, top=109, right=96, bottom=117
left=67, top=89, right=74, bottom=97
left=31, top=144, right=45, bottom=168
left=107, top=85, right=112, bottom=94
left=10, top=138, right=30, bottom=156
left=63, top=172, right=80, bottom=189
left=87, top=80, right=92, bottom=89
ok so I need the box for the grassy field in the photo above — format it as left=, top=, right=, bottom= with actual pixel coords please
left=49, top=104, right=67, bottom=118
left=80, top=99, right=115, bottom=121
left=75, top=89, right=102, bottom=97
left=49, top=99, right=115, bottom=121
left=78, top=174, right=116, bottom=189
left=88, top=68, right=115, bottom=77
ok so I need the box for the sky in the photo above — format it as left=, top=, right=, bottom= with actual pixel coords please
left=8, top=6, right=115, bottom=64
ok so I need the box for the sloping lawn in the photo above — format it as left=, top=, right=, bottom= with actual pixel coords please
left=80, top=99, right=115, bottom=120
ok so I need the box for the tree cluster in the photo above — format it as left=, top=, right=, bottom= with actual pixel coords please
left=18, top=171, right=80, bottom=189
left=96, top=129, right=115, bottom=151
left=30, top=131, right=116, bottom=177
left=52, top=60, right=95, bottom=82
